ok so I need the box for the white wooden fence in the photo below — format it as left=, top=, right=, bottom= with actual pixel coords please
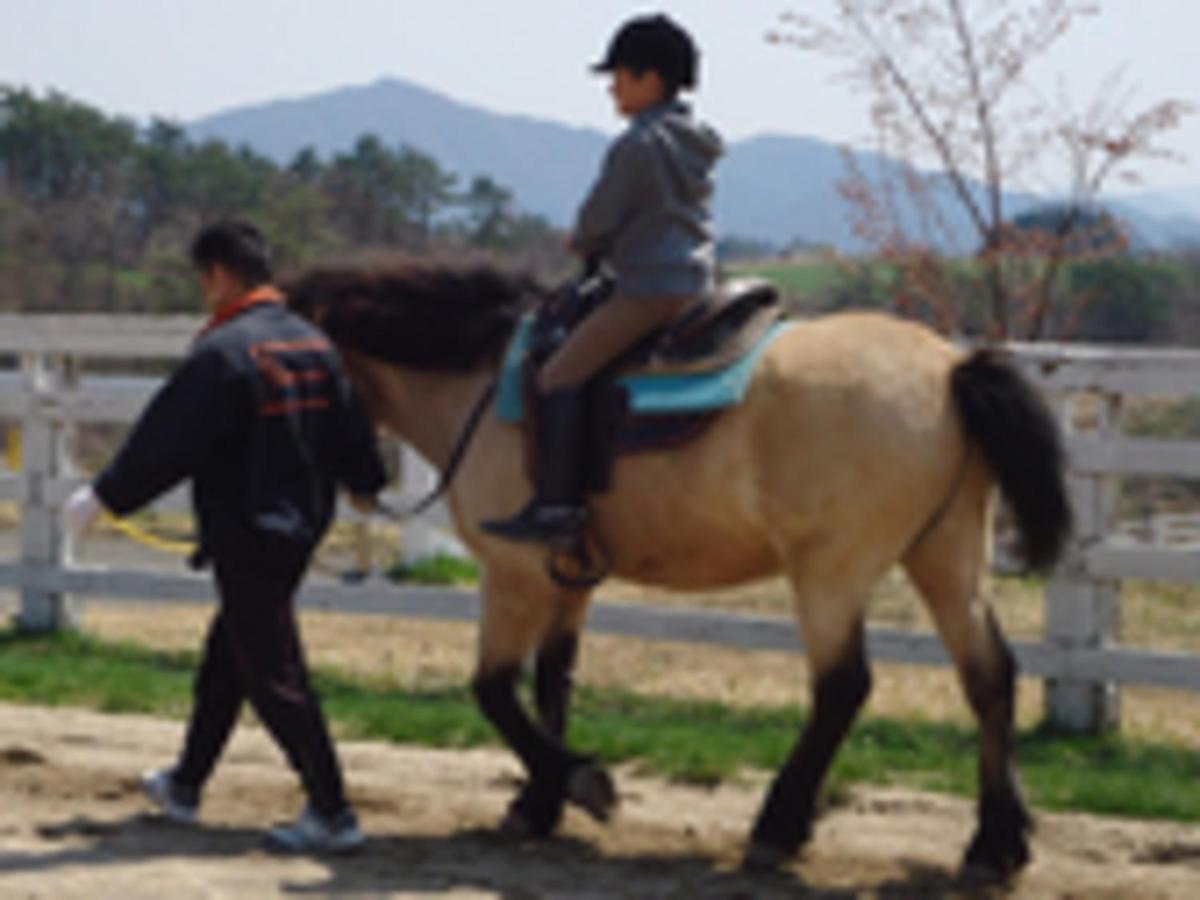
left=1, top=315, right=1198, bottom=734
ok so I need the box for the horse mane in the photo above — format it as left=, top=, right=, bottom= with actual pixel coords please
left=285, top=254, right=545, bottom=371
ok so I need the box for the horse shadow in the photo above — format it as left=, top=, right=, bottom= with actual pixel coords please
left=0, top=813, right=978, bottom=898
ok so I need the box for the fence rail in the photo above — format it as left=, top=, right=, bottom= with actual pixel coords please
left=2, top=315, right=1198, bottom=733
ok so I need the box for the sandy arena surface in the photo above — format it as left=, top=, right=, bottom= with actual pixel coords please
left=0, top=702, right=1198, bottom=899
left=2, top=528, right=1199, bottom=896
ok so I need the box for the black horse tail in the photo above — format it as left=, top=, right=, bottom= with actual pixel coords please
left=950, top=347, right=1073, bottom=573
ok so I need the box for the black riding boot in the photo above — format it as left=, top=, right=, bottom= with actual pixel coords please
left=482, top=389, right=588, bottom=545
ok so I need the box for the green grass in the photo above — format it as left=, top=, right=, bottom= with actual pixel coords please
left=1, top=627, right=1198, bottom=823
left=385, top=553, right=480, bottom=585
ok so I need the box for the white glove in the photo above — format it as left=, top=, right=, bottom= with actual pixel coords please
left=62, top=484, right=103, bottom=536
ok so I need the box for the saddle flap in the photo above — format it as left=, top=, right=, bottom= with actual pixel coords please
left=630, top=278, right=782, bottom=375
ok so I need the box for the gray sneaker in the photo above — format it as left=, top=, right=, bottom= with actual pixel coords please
left=265, top=806, right=365, bottom=855
left=141, top=768, right=199, bottom=825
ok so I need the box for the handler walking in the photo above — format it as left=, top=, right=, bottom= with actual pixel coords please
left=61, top=220, right=386, bottom=853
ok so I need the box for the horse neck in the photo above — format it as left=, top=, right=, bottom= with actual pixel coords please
left=369, top=360, right=495, bottom=473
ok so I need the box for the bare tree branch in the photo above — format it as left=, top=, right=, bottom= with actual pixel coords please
left=772, top=0, right=1192, bottom=340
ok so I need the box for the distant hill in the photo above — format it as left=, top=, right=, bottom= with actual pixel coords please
left=715, top=133, right=862, bottom=250
left=190, top=76, right=1200, bottom=252
left=1109, top=189, right=1200, bottom=248
left=190, top=77, right=607, bottom=231
left=1117, top=185, right=1200, bottom=222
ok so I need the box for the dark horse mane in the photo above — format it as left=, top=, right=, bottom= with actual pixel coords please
left=285, top=255, right=545, bottom=371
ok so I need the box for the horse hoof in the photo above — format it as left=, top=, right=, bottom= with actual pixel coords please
left=500, top=785, right=564, bottom=838
left=957, top=851, right=1028, bottom=886
left=958, top=862, right=994, bottom=886
left=499, top=807, right=533, bottom=839
left=566, top=764, right=617, bottom=823
left=959, top=833, right=1030, bottom=885
left=958, top=859, right=1017, bottom=887
left=742, top=839, right=794, bottom=871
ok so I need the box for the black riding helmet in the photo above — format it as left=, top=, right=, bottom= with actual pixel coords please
left=591, top=14, right=699, bottom=91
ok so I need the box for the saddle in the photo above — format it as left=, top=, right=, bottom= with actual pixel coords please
left=612, top=277, right=784, bottom=374
left=496, top=274, right=789, bottom=493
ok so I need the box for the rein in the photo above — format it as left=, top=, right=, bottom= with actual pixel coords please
left=375, top=379, right=498, bottom=522
left=370, top=374, right=611, bottom=590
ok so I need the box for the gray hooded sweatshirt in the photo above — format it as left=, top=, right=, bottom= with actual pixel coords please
left=572, top=100, right=724, bottom=298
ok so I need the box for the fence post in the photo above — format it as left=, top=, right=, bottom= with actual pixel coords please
left=17, top=352, right=76, bottom=632
left=1044, top=392, right=1121, bottom=733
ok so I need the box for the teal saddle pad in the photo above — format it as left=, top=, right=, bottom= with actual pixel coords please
left=495, top=316, right=794, bottom=423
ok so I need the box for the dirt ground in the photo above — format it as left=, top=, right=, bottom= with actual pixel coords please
left=2, top=526, right=1199, bottom=896
left=0, top=703, right=1198, bottom=899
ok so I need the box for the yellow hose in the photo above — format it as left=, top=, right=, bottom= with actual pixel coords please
left=10, top=428, right=366, bottom=567
left=7, top=425, right=193, bottom=556
left=3, top=427, right=19, bottom=471
left=104, top=514, right=194, bottom=557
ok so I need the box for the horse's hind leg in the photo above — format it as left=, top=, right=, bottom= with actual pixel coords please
left=903, top=474, right=1031, bottom=882
left=470, top=568, right=613, bottom=837
left=746, top=572, right=873, bottom=867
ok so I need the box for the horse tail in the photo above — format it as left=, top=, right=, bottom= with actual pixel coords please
left=950, top=347, right=1072, bottom=572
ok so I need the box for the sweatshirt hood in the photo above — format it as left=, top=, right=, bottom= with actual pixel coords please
left=637, top=100, right=724, bottom=201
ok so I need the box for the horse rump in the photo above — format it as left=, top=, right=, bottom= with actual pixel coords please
left=950, top=348, right=1072, bottom=573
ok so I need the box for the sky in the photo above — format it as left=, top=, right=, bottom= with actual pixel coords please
left=2, top=0, right=1198, bottom=193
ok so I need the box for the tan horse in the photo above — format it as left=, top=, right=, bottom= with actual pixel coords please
left=288, top=259, right=1070, bottom=882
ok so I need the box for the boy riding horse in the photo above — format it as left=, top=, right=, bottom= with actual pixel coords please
left=483, top=14, right=723, bottom=545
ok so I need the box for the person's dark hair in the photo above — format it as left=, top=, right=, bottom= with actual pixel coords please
left=190, top=220, right=272, bottom=286
left=592, top=14, right=699, bottom=94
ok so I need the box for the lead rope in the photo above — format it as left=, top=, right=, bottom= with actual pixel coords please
left=372, top=375, right=612, bottom=590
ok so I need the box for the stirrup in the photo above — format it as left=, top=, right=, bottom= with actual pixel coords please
left=481, top=502, right=588, bottom=546
left=547, top=530, right=611, bottom=589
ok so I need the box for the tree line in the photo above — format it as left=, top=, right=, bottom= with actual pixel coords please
left=0, top=86, right=570, bottom=314
left=3, top=82, right=1198, bottom=345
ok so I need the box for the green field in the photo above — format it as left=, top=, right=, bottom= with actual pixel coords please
left=725, top=259, right=849, bottom=298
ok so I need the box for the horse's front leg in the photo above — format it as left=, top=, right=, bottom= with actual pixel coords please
left=531, top=590, right=590, bottom=738
left=534, top=629, right=580, bottom=739
left=470, top=570, right=615, bottom=836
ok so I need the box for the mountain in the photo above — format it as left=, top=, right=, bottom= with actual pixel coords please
left=1109, top=189, right=1200, bottom=248
left=189, top=76, right=1200, bottom=252
left=1116, top=185, right=1200, bottom=222
left=190, top=77, right=608, bottom=229
left=715, top=133, right=861, bottom=250
left=1109, top=201, right=1200, bottom=250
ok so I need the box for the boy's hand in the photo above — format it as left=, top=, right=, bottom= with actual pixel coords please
left=62, top=484, right=103, bottom=536
left=348, top=493, right=378, bottom=515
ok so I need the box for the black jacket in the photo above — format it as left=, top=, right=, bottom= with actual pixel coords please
left=95, top=300, right=386, bottom=575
